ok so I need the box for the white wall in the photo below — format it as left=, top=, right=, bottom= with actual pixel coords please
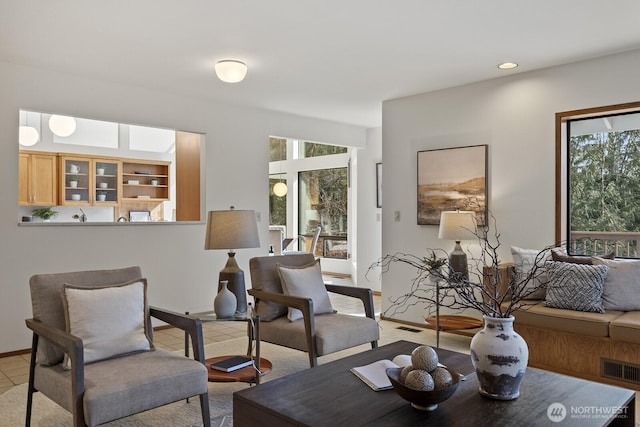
left=355, top=127, right=382, bottom=290
left=381, top=49, right=640, bottom=324
left=0, top=60, right=372, bottom=353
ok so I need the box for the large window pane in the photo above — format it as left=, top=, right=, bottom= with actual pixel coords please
left=299, top=167, right=348, bottom=258
left=567, top=111, right=640, bottom=257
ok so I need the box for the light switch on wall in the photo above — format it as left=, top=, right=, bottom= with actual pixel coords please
left=255, top=211, right=261, bottom=222
left=394, top=211, right=400, bottom=221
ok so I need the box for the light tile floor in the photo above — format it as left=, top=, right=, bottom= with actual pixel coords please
left=0, top=275, right=383, bottom=395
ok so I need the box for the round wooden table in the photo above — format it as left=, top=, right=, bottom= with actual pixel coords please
left=426, top=315, right=483, bottom=331
left=206, top=355, right=272, bottom=383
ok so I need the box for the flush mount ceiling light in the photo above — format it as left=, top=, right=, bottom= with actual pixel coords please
left=497, top=62, right=518, bottom=70
left=215, top=60, right=248, bottom=83
left=49, top=114, right=77, bottom=137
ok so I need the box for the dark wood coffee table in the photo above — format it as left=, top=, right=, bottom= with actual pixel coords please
left=233, top=340, right=635, bottom=426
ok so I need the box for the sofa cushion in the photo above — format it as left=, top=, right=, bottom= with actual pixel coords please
left=511, top=246, right=549, bottom=300
left=277, top=259, right=334, bottom=321
left=249, top=254, right=316, bottom=321
left=543, top=262, right=608, bottom=313
left=62, top=280, right=153, bottom=368
left=610, top=311, right=640, bottom=344
left=592, top=257, right=640, bottom=311
left=511, top=302, right=623, bottom=338
left=259, top=313, right=379, bottom=356
left=33, top=348, right=207, bottom=426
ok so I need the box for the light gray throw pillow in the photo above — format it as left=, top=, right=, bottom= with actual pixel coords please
left=544, top=262, right=608, bottom=313
left=592, top=257, right=640, bottom=311
left=61, top=279, right=153, bottom=368
left=277, top=259, right=334, bottom=321
left=511, top=246, right=549, bottom=300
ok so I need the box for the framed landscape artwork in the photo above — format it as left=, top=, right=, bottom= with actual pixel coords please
left=417, top=144, right=488, bottom=225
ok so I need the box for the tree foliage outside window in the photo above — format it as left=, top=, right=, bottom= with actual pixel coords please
left=269, top=137, right=287, bottom=162
left=299, top=168, right=348, bottom=258
left=300, top=141, right=347, bottom=158
left=568, top=119, right=640, bottom=256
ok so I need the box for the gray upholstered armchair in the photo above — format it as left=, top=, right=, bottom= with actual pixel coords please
left=248, top=254, right=379, bottom=367
left=25, top=266, right=211, bottom=427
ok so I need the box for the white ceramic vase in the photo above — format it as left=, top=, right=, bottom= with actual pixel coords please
left=214, top=280, right=237, bottom=318
left=470, top=315, right=528, bottom=400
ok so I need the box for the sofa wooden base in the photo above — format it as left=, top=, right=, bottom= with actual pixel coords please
left=515, top=323, right=640, bottom=391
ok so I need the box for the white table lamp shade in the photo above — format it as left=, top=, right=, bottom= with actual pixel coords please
left=438, top=211, right=476, bottom=241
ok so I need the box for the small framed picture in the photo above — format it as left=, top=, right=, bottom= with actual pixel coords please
left=129, top=210, right=151, bottom=222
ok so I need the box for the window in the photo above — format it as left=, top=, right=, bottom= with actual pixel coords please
left=558, top=103, right=640, bottom=258
left=299, top=167, right=348, bottom=258
left=268, top=136, right=350, bottom=259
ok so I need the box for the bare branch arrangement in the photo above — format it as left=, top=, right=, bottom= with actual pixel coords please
left=369, top=212, right=552, bottom=319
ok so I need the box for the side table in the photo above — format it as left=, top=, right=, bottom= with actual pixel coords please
left=185, top=307, right=270, bottom=385
left=425, top=277, right=482, bottom=348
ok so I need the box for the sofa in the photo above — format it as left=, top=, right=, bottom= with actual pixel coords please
left=498, top=248, right=640, bottom=391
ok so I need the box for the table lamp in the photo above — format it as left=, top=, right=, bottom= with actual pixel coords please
left=205, top=206, right=260, bottom=314
left=438, top=210, right=476, bottom=280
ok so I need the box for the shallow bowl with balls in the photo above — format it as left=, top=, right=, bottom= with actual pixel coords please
left=386, top=366, right=462, bottom=411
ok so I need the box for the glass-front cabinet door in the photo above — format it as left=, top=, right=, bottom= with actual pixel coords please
left=59, top=156, right=120, bottom=206
left=93, top=159, right=121, bottom=206
left=60, top=156, right=91, bottom=205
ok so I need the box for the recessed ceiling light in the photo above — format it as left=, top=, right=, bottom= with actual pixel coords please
left=497, top=62, right=518, bottom=70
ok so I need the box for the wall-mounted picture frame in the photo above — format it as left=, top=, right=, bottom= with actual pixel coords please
left=417, top=144, right=488, bottom=225
left=376, top=162, right=382, bottom=208
left=129, top=210, right=151, bottom=222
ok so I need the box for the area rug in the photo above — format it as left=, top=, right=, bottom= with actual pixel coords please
left=0, top=322, right=470, bottom=426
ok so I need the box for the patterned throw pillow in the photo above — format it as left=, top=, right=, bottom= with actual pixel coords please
left=544, top=262, right=609, bottom=313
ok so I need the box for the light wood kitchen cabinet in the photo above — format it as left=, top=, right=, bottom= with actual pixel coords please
left=121, top=159, right=170, bottom=201
left=59, top=156, right=121, bottom=206
left=19, top=151, right=58, bottom=206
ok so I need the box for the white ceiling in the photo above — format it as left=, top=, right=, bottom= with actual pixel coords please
left=2, top=1, right=640, bottom=128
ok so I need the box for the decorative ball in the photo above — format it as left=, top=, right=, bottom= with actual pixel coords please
left=411, top=345, right=439, bottom=372
left=404, top=370, right=435, bottom=391
left=399, top=365, right=414, bottom=383
left=431, top=366, right=454, bottom=390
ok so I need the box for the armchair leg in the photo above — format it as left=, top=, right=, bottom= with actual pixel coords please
left=199, top=392, right=211, bottom=427
left=25, top=334, right=38, bottom=427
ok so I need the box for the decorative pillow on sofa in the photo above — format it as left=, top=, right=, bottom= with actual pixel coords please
left=543, top=262, right=608, bottom=313
left=61, top=279, right=153, bottom=368
left=551, top=247, right=614, bottom=264
left=277, top=259, right=334, bottom=321
left=511, top=246, right=550, bottom=300
left=592, top=257, right=640, bottom=311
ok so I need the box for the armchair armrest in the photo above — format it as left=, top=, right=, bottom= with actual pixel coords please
left=325, top=284, right=376, bottom=320
left=247, top=289, right=319, bottom=367
left=25, top=318, right=85, bottom=423
left=151, top=307, right=206, bottom=364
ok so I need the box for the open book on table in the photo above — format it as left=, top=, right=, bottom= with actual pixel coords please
left=350, top=354, right=412, bottom=391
